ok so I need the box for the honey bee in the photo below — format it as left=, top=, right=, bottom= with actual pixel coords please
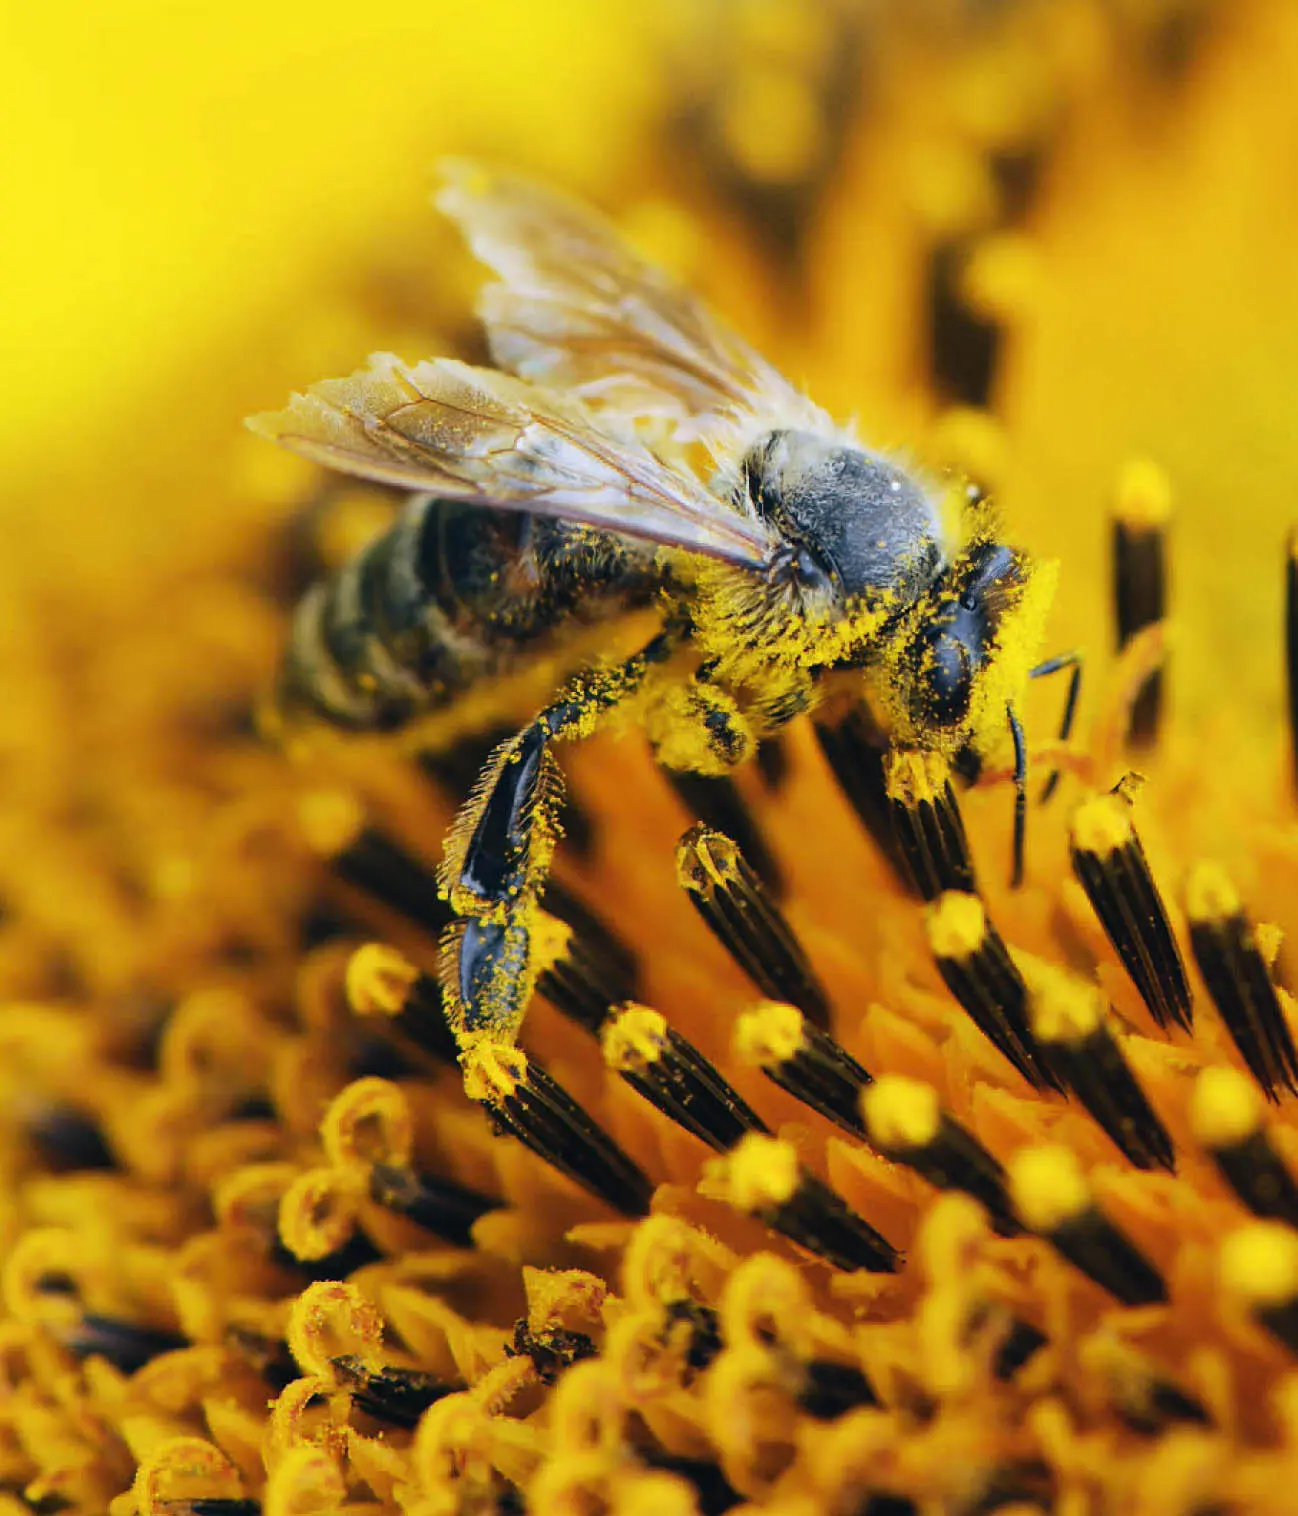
left=250, top=162, right=1067, bottom=1081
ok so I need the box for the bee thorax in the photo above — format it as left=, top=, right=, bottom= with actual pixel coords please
left=745, top=430, right=944, bottom=606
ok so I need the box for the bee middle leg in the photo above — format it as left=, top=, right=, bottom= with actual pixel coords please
left=438, top=625, right=682, bottom=1073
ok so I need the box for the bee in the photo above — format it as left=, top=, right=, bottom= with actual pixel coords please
left=249, top=161, right=1068, bottom=1082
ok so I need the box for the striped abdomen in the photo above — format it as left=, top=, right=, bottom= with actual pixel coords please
left=277, top=493, right=663, bottom=732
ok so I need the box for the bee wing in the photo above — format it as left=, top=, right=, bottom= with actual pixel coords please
left=437, top=160, right=831, bottom=441
left=247, top=353, right=771, bottom=568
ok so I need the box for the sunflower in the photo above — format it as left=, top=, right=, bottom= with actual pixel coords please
left=3, top=1, right=1298, bottom=1513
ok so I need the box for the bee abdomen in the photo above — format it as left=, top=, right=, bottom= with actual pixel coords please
left=277, top=496, right=485, bottom=731
left=277, top=495, right=659, bottom=734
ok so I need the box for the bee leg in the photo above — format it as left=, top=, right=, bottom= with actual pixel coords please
left=440, top=625, right=683, bottom=1053
left=648, top=675, right=756, bottom=777
left=1030, top=651, right=1084, bottom=802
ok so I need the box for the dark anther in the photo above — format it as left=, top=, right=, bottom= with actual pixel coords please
left=926, top=237, right=1001, bottom=410
left=756, top=735, right=791, bottom=791
left=226, top=1326, right=298, bottom=1393
left=26, top=1107, right=116, bottom=1173
left=967, top=1464, right=1057, bottom=1516
left=459, top=726, right=547, bottom=903
left=856, top=1495, right=919, bottom=1516
left=347, top=1034, right=418, bottom=1082
left=299, top=901, right=361, bottom=951
left=994, top=1318, right=1048, bottom=1380
left=768, top=1169, right=901, bottom=1273
left=182, top=1503, right=263, bottom=1516
left=666, top=769, right=782, bottom=895
left=346, top=943, right=459, bottom=1065
left=798, top=1357, right=879, bottom=1419
left=542, top=877, right=639, bottom=997
left=1069, top=792, right=1192, bottom=1033
left=677, top=824, right=831, bottom=1031
left=62, top=1314, right=189, bottom=1375
left=637, top=1450, right=742, bottom=1516
left=603, top=1005, right=769, bottom=1152
left=1113, top=1374, right=1211, bottom=1436
left=862, top=1076, right=1020, bottom=1235
left=1010, top=1147, right=1167, bottom=1307
left=506, top=1320, right=599, bottom=1385
left=662, top=1299, right=723, bottom=1375
left=535, top=911, right=639, bottom=1035
left=1192, top=1066, right=1298, bottom=1226
left=332, top=1354, right=457, bottom=1428
left=734, top=1002, right=872, bottom=1140
left=272, top=1230, right=385, bottom=1282
left=1222, top=1222, right=1298, bottom=1355
left=1028, top=972, right=1175, bottom=1172
left=1113, top=467, right=1170, bottom=747
left=368, top=1162, right=499, bottom=1248
left=488, top=1059, right=654, bottom=1217
left=1187, top=863, right=1298, bottom=1101
left=331, top=826, right=452, bottom=939
left=813, top=702, right=912, bottom=889
left=722, top=1137, right=900, bottom=1274
left=885, top=750, right=977, bottom=901
left=926, top=892, right=1062, bottom=1091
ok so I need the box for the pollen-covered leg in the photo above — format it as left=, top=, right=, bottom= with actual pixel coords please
left=439, top=630, right=680, bottom=1049
left=645, top=674, right=757, bottom=777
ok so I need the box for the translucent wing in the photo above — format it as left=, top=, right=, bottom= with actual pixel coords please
left=247, top=353, right=771, bottom=568
left=437, top=160, right=831, bottom=441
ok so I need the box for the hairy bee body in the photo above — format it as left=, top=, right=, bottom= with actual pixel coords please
left=279, top=495, right=663, bottom=734
left=252, top=162, right=1063, bottom=1072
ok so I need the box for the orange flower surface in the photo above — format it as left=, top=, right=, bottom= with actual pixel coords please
left=4, top=3, right=1298, bottom=1513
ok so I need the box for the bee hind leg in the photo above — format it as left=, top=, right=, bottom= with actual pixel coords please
left=438, top=625, right=683, bottom=1064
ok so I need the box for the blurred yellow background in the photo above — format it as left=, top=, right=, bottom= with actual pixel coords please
left=0, top=0, right=664, bottom=488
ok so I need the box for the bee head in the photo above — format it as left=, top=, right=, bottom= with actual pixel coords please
left=745, top=431, right=943, bottom=610
left=902, top=542, right=1027, bottom=736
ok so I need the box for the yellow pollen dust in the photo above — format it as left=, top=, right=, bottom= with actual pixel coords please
left=1114, top=457, right=1174, bottom=530
left=959, top=232, right=1042, bottom=323
left=345, top=942, right=419, bottom=1019
left=1070, top=792, right=1136, bottom=857
left=602, top=1004, right=669, bottom=1074
left=530, top=911, right=575, bottom=974
left=861, top=1075, right=941, bottom=1151
left=1008, top=1145, right=1090, bottom=1233
left=926, top=890, right=987, bottom=960
left=1185, top=860, right=1243, bottom=924
left=295, top=788, right=366, bottom=857
left=732, top=1000, right=806, bottom=1067
left=1190, top=1066, right=1264, bottom=1149
left=720, top=65, right=826, bottom=186
left=706, top=1133, right=800, bottom=1213
left=885, top=748, right=950, bottom=808
left=1219, top=1224, right=1298, bottom=1308
left=460, top=1039, right=529, bottom=1103
left=1020, top=957, right=1104, bottom=1044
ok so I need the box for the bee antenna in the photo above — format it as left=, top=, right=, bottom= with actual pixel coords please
left=1008, top=703, right=1027, bottom=889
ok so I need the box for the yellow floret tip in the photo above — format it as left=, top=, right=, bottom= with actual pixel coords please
left=1190, top=1065, right=1263, bottom=1149
left=861, top=1074, right=941, bottom=1151
left=732, top=1000, right=806, bottom=1067
left=926, top=890, right=987, bottom=960
left=1009, top=1144, right=1090, bottom=1233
